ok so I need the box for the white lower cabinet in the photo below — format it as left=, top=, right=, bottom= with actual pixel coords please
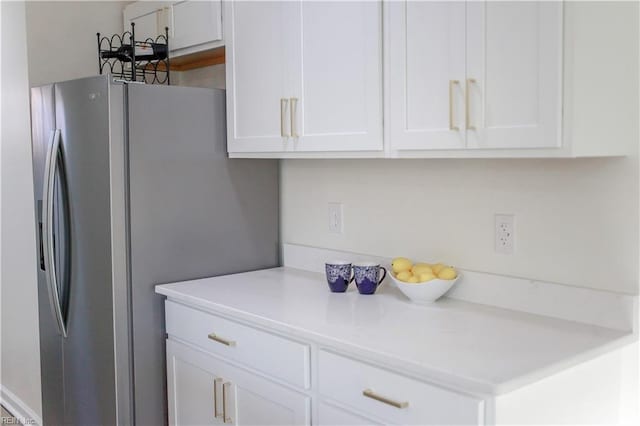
left=167, top=340, right=222, bottom=426
left=319, top=350, right=484, bottom=426
left=167, top=339, right=310, bottom=426
left=163, top=300, right=485, bottom=426
left=161, top=294, right=636, bottom=425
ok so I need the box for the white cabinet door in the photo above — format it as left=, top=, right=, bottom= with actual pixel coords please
left=225, top=1, right=297, bottom=153
left=386, top=1, right=466, bottom=150
left=318, top=402, right=384, bottom=425
left=128, top=8, right=167, bottom=43
left=124, top=2, right=171, bottom=42
left=171, top=0, right=222, bottom=51
left=289, top=1, right=383, bottom=152
left=167, top=339, right=310, bottom=426
left=229, top=373, right=310, bottom=426
left=167, top=340, right=224, bottom=426
left=466, top=1, right=562, bottom=149
left=131, top=11, right=161, bottom=42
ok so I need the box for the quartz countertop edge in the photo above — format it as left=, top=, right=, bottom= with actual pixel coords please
left=155, top=267, right=636, bottom=397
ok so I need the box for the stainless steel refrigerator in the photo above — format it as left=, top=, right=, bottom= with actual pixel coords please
left=30, top=75, right=280, bottom=426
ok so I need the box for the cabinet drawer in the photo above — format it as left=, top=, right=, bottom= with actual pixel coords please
left=319, top=350, right=484, bottom=425
left=165, top=301, right=310, bottom=389
left=318, top=402, right=383, bottom=426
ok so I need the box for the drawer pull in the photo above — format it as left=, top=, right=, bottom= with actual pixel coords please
left=280, top=98, right=289, bottom=138
left=223, top=382, right=232, bottom=423
left=465, top=78, right=476, bottom=130
left=362, top=389, right=409, bottom=409
left=290, top=97, right=299, bottom=139
left=214, top=378, right=223, bottom=418
left=208, top=333, right=236, bottom=347
left=449, top=80, right=460, bottom=131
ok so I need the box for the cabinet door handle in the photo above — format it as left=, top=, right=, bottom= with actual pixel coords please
left=280, top=98, right=289, bottom=138
left=290, top=97, right=299, bottom=138
left=223, top=382, right=232, bottom=424
left=449, top=80, right=460, bottom=131
left=156, top=7, right=172, bottom=37
left=465, top=78, right=476, bottom=130
left=214, top=378, right=223, bottom=419
left=156, top=9, right=163, bottom=35
left=362, top=389, right=409, bottom=409
left=207, top=333, right=236, bottom=347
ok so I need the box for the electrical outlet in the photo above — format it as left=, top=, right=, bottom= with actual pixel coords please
left=328, top=202, right=343, bottom=234
left=495, top=214, right=515, bottom=254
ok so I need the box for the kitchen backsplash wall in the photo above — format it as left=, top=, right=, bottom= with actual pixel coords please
left=281, top=156, right=639, bottom=295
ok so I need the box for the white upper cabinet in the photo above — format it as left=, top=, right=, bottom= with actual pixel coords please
left=225, top=1, right=296, bottom=153
left=170, top=1, right=223, bottom=51
left=124, top=4, right=168, bottom=43
left=124, top=1, right=223, bottom=56
left=465, top=1, right=562, bottom=149
left=290, top=1, right=383, bottom=152
left=386, top=1, right=466, bottom=150
left=387, top=0, right=561, bottom=152
left=226, top=0, right=383, bottom=154
left=225, top=0, right=636, bottom=158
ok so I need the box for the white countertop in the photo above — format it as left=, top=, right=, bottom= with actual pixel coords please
left=156, top=267, right=635, bottom=396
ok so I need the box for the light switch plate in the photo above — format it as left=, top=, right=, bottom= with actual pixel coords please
left=328, top=202, right=343, bottom=234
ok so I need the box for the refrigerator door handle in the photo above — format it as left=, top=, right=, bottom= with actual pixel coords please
left=42, top=129, right=67, bottom=337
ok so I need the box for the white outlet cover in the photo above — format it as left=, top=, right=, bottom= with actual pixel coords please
left=495, top=214, right=515, bottom=254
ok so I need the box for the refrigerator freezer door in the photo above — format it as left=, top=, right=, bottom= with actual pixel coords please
left=31, top=84, right=65, bottom=426
left=127, top=84, right=279, bottom=426
left=54, top=76, right=117, bottom=425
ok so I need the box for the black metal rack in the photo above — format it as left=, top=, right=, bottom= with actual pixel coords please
left=97, top=23, right=170, bottom=85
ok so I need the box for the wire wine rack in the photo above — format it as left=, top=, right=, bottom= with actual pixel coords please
left=97, top=23, right=171, bottom=85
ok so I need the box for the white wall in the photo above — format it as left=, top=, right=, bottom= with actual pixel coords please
left=25, top=1, right=126, bottom=87
left=0, top=1, right=126, bottom=422
left=0, top=1, right=43, bottom=423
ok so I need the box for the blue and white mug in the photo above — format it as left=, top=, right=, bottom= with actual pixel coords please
left=353, top=262, right=387, bottom=295
left=325, top=261, right=354, bottom=293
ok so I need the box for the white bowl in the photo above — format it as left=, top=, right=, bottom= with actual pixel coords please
left=389, top=272, right=459, bottom=304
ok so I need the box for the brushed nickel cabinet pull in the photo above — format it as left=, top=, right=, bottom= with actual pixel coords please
left=207, top=333, right=236, bottom=347
left=214, top=378, right=223, bottom=418
left=290, top=97, right=299, bottom=138
left=449, top=80, right=460, bottom=131
left=465, top=78, right=476, bottom=130
left=223, top=382, right=232, bottom=423
left=280, top=98, right=289, bottom=138
left=362, top=389, right=409, bottom=409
